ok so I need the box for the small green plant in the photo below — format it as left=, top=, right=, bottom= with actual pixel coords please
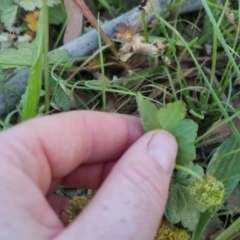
left=136, top=92, right=198, bottom=165
left=0, top=0, right=63, bottom=31
left=1, top=0, right=240, bottom=239
left=136, top=93, right=226, bottom=234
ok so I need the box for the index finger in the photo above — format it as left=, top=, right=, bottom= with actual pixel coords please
left=0, top=111, right=144, bottom=193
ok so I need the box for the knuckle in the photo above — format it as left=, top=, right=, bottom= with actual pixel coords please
left=121, top=161, right=169, bottom=206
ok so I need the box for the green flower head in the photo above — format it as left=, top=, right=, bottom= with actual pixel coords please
left=191, top=175, right=224, bottom=209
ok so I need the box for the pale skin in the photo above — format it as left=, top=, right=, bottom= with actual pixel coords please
left=0, top=111, right=177, bottom=240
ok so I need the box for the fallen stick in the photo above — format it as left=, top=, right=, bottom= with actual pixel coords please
left=0, top=0, right=202, bottom=117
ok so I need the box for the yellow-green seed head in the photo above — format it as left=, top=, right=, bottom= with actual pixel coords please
left=155, top=220, right=190, bottom=240
left=63, top=196, right=90, bottom=223
left=191, top=175, right=224, bottom=209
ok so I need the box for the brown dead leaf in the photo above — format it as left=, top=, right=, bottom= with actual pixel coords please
left=115, top=22, right=169, bottom=62
left=63, top=0, right=83, bottom=44
left=152, top=40, right=169, bottom=55
left=118, top=35, right=169, bottom=62
left=139, top=0, right=152, bottom=14
left=24, top=10, right=40, bottom=32
left=115, top=22, right=133, bottom=41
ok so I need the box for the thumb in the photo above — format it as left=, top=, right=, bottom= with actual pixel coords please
left=57, top=130, right=177, bottom=240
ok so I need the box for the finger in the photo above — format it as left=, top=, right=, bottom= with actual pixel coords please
left=56, top=130, right=177, bottom=240
left=47, top=161, right=115, bottom=197
left=47, top=195, right=69, bottom=219
left=0, top=111, right=143, bottom=193
left=47, top=161, right=115, bottom=195
left=62, top=160, right=116, bottom=189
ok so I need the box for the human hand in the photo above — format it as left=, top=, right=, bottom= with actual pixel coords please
left=0, top=111, right=177, bottom=240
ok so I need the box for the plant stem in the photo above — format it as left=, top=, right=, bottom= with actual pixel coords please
left=43, top=0, right=50, bottom=113
left=97, top=14, right=106, bottom=112
left=73, top=0, right=130, bottom=70
left=140, top=10, right=149, bottom=43
left=175, top=164, right=203, bottom=181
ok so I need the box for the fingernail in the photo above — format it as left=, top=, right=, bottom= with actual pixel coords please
left=147, top=132, right=176, bottom=174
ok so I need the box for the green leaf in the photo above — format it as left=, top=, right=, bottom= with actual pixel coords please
left=172, top=119, right=198, bottom=164
left=49, top=4, right=66, bottom=25
left=192, top=134, right=240, bottom=240
left=157, top=100, right=186, bottom=131
left=207, top=137, right=240, bottom=195
left=1, top=5, right=18, bottom=30
left=136, top=92, right=160, bottom=131
left=136, top=94, right=198, bottom=164
left=166, top=163, right=204, bottom=231
left=175, top=162, right=204, bottom=183
left=53, top=86, right=72, bottom=111
left=0, top=45, right=70, bottom=69
left=0, top=0, right=14, bottom=14
left=48, top=49, right=71, bottom=65
left=14, top=0, right=61, bottom=11
left=0, top=42, right=34, bottom=68
left=166, top=183, right=200, bottom=231
left=22, top=3, right=46, bottom=120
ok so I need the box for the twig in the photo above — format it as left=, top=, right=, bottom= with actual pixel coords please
left=65, top=44, right=112, bottom=82
left=73, top=0, right=130, bottom=70
left=73, top=0, right=118, bottom=57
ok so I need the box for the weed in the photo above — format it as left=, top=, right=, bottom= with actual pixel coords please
left=1, top=0, right=240, bottom=239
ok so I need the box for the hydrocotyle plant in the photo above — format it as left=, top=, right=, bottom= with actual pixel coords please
left=136, top=93, right=225, bottom=234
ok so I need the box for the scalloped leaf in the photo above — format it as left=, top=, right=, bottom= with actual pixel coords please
left=172, top=119, right=198, bottom=164
left=0, top=0, right=14, bottom=13
left=157, top=100, right=186, bottom=131
left=136, top=93, right=198, bottom=164
left=0, top=42, right=34, bottom=68
left=1, top=5, right=18, bottom=30
left=0, top=44, right=70, bottom=69
left=166, top=182, right=200, bottom=231
left=49, top=3, right=66, bottom=25
left=14, top=0, right=61, bottom=11
left=136, top=92, right=160, bottom=131
left=166, top=163, right=204, bottom=231
left=53, top=86, right=72, bottom=111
